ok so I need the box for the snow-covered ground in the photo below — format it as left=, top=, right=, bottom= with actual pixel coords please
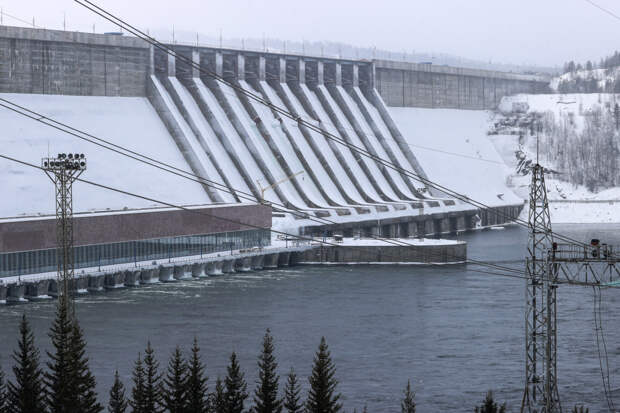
left=492, top=93, right=620, bottom=223
left=389, top=107, right=522, bottom=207
left=499, top=93, right=619, bottom=131
left=549, top=67, right=620, bottom=92
left=0, top=93, right=211, bottom=217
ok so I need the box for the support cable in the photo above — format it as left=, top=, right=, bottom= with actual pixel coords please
left=71, top=0, right=600, bottom=253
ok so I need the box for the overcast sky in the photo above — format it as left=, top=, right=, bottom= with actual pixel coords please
left=2, top=0, right=619, bottom=67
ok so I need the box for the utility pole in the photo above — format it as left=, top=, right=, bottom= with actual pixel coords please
left=42, top=152, right=87, bottom=315
left=521, top=162, right=560, bottom=413
left=521, top=160, right=620, bottom=412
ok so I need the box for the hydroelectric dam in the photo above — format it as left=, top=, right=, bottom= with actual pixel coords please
left=0, top=25, right=543, bottom=299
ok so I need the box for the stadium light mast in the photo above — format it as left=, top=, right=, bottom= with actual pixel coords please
left=42, top=152, right=87, bottom=315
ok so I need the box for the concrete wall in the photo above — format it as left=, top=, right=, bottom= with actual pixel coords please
left=293, top=242, right=466, bottom=264
left=374, top=60, right=549, bottom=109
left=0, top=204, right=271, bottom=253
left=0, top=25, right=149, bottom=96
left=0, top=25, right=548, bottom=108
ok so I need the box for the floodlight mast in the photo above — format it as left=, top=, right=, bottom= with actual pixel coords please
left=42, top=153, right=87, bottom=315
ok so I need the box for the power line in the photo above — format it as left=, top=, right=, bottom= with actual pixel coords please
left=7, top=152, right=620, bottom=289
left=72, top=0, right=598, bottom=254
left=584, top=0, right=620, bottom=21
left=0, top=97, right=447, bottom=255
left=0, top=152, right=532, bottom=278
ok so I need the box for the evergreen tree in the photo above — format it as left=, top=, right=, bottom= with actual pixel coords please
left=108, top=370, right=128, bottom=413
left=0, top=366, right=7, bottom=413
left=163, top=346, right=188, bottom=413
left=283, top=368, right=303, bottom=413
left=8, top=314, right=46, bottom=413
left=68, top=320, right=103, bottom=413
left=211, top=377, right=226, bottom=413
left=143, top=342, right=163, bottom=413
left=130, top=354, right=146, bottom=413
left=253, top=329, right=282, bottom=413
left=306, top=337, right=342, bottom=413
left=225, top=352, right=248, bottom=413
left=474, top=391, right=506, bottom=413
left=572, top=406, right=589, bottom=413
left=186, top=338, right=209, bottom=413
left=401, top=380, right=415, bottom=413
left=45, top=300, right=74, bottom=413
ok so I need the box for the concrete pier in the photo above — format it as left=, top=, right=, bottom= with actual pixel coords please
left=222, top=260, right=235, bottom=273
left=25, top=279, right=52, bottom=300
left=235, top=257, right=252, bottom=272
left=87, top=274, right=105, bottom=293
left=74, top=277, right=89, bottom=294
left=278, top=252, right=291, bottom=267
left=124, top=270, right=141, bottom=287
left=251, top=255, right=264, bottom=270
left=192, top=263, right=207, bottom=278
left=264, top=254, right=279, bottom=269
left=139, top=269, right=157, bottom=284
left=173, top=264, right=193, bottom=280
left=207, top=261, right=224, bottom=276
left=105, top=271, right=125, bottom=289
left=294, top=239, right=466, bottom=264
left=7, top=284, right=27, bottom=304
left=157, top=266, right=173, bottom=283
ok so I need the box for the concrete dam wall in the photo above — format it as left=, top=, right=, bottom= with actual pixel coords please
left=0, top=25, right=525, bottom=236
left=0, top=26, right=548, bottom=109
left=374, top=60, right=549, bottom=109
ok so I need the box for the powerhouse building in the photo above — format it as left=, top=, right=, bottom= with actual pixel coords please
left=0, top=204, right=271, bottom=277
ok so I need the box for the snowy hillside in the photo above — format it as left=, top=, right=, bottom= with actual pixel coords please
left=0, top=94, right=211, bottom=218
left=492, top=93, right=620, bottom=223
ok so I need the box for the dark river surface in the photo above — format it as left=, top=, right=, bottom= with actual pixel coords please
left=1, top=224, right=619, bottom=412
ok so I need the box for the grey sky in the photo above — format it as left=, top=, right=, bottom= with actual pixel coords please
left=2, top=0, right=619, bottom=67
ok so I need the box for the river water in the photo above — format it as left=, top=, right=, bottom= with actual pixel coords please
left=0, top=224, right=618, bottom=412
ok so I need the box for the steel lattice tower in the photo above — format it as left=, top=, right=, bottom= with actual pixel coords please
left=42, top=153, right=87, bottom=314
left=521, top=163, right=561, bottom=413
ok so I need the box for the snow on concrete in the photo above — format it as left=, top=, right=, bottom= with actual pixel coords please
left=318, top=85, right=401, bottom=201
left=256, top=81, right=338, bottom=207
left=302, top=85, right=386, bottom=204
left=168, top=77, right=251, bottom=199
left=389, top=107, right=521, bottom=207
left=194, top=80, right=278, bottom=204
left=339, top=86, right=416, bottom=199
left=220, top=82, right=310, bottom=209
left=353, top=87, right=425, bottom=192
left=157, top=76, right=235, bottom=203
left=281, top=83, right=368, bottom=205
left=0, top=93, right=211, bottom=218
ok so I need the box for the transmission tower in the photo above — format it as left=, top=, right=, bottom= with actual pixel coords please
left=42, top=152, right=87, bottom=314
left=521, top=163, right=561, bottom=413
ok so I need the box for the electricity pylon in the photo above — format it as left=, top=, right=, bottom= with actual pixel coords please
left=42, top=152, right=87, bottom=315
left=521, top=163, right=561, bottom=413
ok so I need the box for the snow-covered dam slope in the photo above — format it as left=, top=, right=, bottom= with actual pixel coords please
left=0, top=59, right=523, bottom=235
left=389, top=107, right=521, bottom=208
left=0, top=94, right=211, bottom=218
